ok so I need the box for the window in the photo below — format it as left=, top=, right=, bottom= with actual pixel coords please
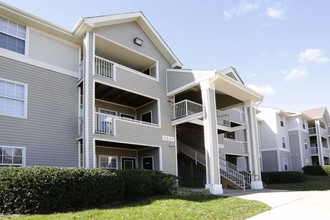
left=142, top=64, right=157, bottom=78
left=0, top=79, right=27, bottom=117
left=99, top=155, right=118, bottom=170
left=280, top=116, right=284, bottom=127
left=141, top=111, right=152, bottom=123
left=283, top=158, right=288, bottom=171
left=0, top=16, right=26, bottom=54
left=304, top=138, right=308, bottom=149
left=302, top=122, right=306, bottom=129
left=120, top=113, right=135, bottom=120
left=224, top=131, right=235, bottom=140
left=0, top=146, right=25, bottom=166
left=282, top=137, right=286, bottom=148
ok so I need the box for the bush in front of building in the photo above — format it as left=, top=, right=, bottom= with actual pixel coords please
left=116, top=169, right=177, bottom=197
left=0, top=166, right=125, bottom=214
left=261, top=171, right=306, bottom=184
left=302, top=165, right=330, bottom=176
left=0, top=167, right=177, bottom=214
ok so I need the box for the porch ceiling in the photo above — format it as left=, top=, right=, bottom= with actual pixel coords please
left=95, top=83, right=154, bottom=108
left=96, top=140, right=154, bottom=150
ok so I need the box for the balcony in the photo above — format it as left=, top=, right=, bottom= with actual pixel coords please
left=172, top=100, right=203, bottom=120
left=311, top=147, right=318, bottom=155
left=217, top=111, right=230, bottom=127
left=309, top=127, right=316, bottom=135
left=95, top=56, right=115, bottom=79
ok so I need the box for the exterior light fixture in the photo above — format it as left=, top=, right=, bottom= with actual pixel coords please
left=134, top=37, right=143, bottom=46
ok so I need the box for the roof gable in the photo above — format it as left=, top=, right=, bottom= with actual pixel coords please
left=219, top=67, right=245, bottom=85
left=73, top=12, right=182, bottom=68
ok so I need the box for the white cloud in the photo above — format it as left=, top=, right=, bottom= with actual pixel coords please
left=284, top=66, right=309, bottom=82
left=238, top=2, right=259, bottom=14
left=266, top=2, right=287, bottom=19
left=247, top=84, right=274, bottom=95
left=298, top=49, right=330, bottom=63
left=223, top=1, right=259, bottom=19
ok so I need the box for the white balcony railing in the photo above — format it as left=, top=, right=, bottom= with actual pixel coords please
left=95, top=56, right=115, bottom=79
left=217, top=111, right=230, bottom=127
left=95, top=112, right=115, bottom=135
left=311, top=147, right=318, bottom=154
left=172, top=100, right=203, bottom=120
left=309, top=127, right=316, bottom=135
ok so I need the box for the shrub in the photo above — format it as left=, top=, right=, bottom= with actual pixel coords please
left=0, top=167, right=177, bottom=214
left=0, top=167, right=124, bottom=214
left=302, top=166, right=328, bottom=176
left=261, top=171, right=306, bottom=184
left=116, top=169, right=177, bottom=197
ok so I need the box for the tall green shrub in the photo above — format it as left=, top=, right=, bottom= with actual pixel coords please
left=302, top=166, right=328, bottom=176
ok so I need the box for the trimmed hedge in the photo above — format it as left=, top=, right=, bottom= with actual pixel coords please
left=302, top=165, right=330, bottom=176
left=261, top=171, right=306, bottom=184
left=0, top=167, right=177, bottom=214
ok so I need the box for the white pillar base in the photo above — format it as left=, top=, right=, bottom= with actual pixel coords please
left=251, top=180, right=263, bottom=189
left=205, top=184, right=223, bottom=195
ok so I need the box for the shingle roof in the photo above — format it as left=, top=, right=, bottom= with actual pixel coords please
left=302, top=107, right=328, bottom=120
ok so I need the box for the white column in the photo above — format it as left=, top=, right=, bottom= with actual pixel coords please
left=245, top=101, right=263, bottom=189
left=201, top=81, right=223, bottom=195
left=315, top=120, right=324, bottom=165
left=83, top=33, right=90, bottom=168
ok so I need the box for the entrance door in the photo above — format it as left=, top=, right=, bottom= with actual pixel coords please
left=142, top=157, right=153, bottom=170
left=122, top=158, right=136, bottom=170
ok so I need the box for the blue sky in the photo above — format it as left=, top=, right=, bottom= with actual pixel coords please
left=2, top=0, right=330, bottom=112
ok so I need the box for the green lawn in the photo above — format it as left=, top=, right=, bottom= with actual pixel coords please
left=2, top=196, right=270, bottom=220
left=267, top=175, right=330, bottom=191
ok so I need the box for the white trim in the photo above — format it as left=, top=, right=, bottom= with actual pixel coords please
left=298, top=131, right=304, bottom=169
left=158, top=99, right=161, bottom=128
left=93, top=140, right=96, bottom=168
left=0, top=49, right=79, bottom=78
left=92, top=33, right=96, bottom=76
left=159, top=145, right=163, bottom=171
left=142, top=156, right=154, bottom=170
left=0, top=78, right=28, bottom=119
left=121, top=157, right=137, bottom=170
left=84, top=32, right=90, bottom=168
left=25, top=26, right=30, bottom=57
left=96, top=145, right=138, bottom=152
left=174, top=124, right=178, bottom=176
left=77, top=141, right=81, bottom=167
left=0, top=145, right=26, bottom=166
left=98, top=155, right=118, bottom=170
left=261, top=148, right=291, bottom=152
left=283, top=157, right=288, bottom=171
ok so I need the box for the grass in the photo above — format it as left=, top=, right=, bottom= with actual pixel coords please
left=267, top=175, right=330, bottom=191
left=1, top=195, right=270, bottom=220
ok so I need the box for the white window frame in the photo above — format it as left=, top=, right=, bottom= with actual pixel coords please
left=141, top=110, right=152, bottom=123
left=0, top=78, right=28, bottom=118
left=283, top=158, right=288, bottom=171
left=280, top=116, right=284, bottom=127
left=121, top=157, right=137, bottom=170
left=282, top=137, right=286, bottom=148
left=0, top=146, right=26, bottom=166
left=0, top=16, right=27, bottom=55
left=304, top=138, right=308, bottom=149
left=99, top=108, right=117, bottom=116
left=98, top=155, right=118, bottom=170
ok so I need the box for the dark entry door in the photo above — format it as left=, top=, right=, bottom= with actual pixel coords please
left=142, top=157, right=153, bottom=170
left=122, top=158, right=136, bottom=170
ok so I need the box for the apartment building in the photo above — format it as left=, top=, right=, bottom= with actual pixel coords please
left=257, top=107, right=330, bottom=172
left=0, top=2, right=263, bottom=194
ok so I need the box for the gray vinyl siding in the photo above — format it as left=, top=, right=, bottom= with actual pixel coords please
left=137, top=100, right=158, bottom=124
left=261, top=151, right=278, bottom=171
left=259, top=121, right=277, bottom=150
left=0, top=56, right=78, bottom=167
left=279, top=150, right=291, bottom=171
left=219, top=139, right=247, bottom=156
left=85, top=23, right=176, bottom=175
left=300, top=131, right=311, bottom=166
left=28, top=30, right=79, bottom=72
left=167, top=70, right=196, bottom=93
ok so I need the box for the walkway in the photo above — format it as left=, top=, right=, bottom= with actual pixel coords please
left=223, top=189, right=330, bottom=219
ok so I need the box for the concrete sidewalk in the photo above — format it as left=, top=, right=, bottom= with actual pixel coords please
left=223, top=189, right=330, bottom=219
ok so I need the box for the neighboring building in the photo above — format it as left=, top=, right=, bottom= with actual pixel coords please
left=0, top=2, right=264, bottom=194
left=257, top=106, right=330, bottom=172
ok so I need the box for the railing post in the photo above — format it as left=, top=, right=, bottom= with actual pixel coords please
left=185, top=100, right=188, bottom=117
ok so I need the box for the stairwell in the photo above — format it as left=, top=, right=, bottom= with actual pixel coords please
left=178, top=141, right=251, bottom=190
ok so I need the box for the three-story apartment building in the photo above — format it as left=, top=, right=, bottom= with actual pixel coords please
left=0, top=2, right=263, bottom=194
left=257, top=106, right=330, bottom=172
